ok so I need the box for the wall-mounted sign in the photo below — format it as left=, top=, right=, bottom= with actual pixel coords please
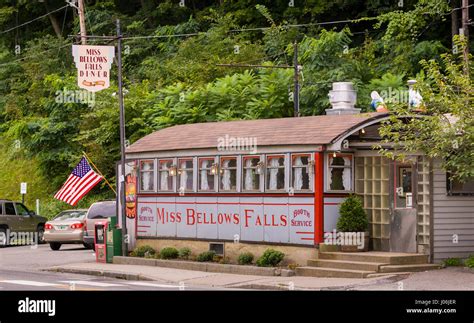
left=137, top=196, right=315, bottom=245
left=72, top=45, right=115, bottom=92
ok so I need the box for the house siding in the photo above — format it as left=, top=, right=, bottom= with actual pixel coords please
left=432, top=159, right=474, bottom=263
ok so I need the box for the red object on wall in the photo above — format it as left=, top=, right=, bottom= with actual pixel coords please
left=314, top=152, right=324, bottom=244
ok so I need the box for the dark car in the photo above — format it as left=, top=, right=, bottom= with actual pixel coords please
left=0, top=199, right=47, bottom=246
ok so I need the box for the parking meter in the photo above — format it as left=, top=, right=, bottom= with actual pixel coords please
left=94, top=221, right=107, bottom=263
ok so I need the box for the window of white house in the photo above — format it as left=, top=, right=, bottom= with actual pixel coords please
left=327, top=154, right=353, bottom=191
left=199, top=158, right=216, bottom=191
left=158, top=159, right=174, bottom=191
left=243, top=156, right=261, bottom=192
left=448, top=176, right=474, bottom=195
left=178, top=158, right=194, bottom=191
left=220, top=157, right=237, bottom=191
left=266, top=155, right=285, bottom=191
left=139, top=160, right=155, bottom=192
left=292, top=154, right=312, bottom=191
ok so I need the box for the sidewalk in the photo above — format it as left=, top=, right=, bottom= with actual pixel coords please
left=45, top=262, right=405, bottom=290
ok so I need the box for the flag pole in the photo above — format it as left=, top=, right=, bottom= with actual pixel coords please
left=82, top=151, right=117, bottom=195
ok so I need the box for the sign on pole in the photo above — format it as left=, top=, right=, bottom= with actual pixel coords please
left=72, top=45, right=115, bottom=92
left=20, top=182, right=27, bottom=195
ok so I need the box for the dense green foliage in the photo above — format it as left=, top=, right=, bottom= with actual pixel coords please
left=196, top=250, right=216, bottom=262
left=336, top=195, right=369, bottom=232
left=0, top=0, right=470, bottom=214
left=238, top=251, right=254, bottom=265
left=256, top=248, right=285, bottom=267
left=130, top=245, right=156, bottom=257
left=159, top=247, right=179, bottom=259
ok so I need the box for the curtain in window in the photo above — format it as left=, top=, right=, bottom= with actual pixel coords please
left=245, top=159, right=254, bottom=190
left=294, top=157, right=303, bottom=190
left=269, top=158, right=279, bottom=190
left=200, top=160, right=209, bottom=190
left=222, top=159, right=231, bottom=190
left=160, top=163, right=169, bottom=190
left=342, top=157, right=351, bottom=190
left=142, top=163, right=152, bottom=190
left=180, top=161, right=188, bottom=190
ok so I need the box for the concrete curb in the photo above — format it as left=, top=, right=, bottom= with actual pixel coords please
left=113, top=256, right=295, bottom=277
left=46, top=267, right=154, bottom=281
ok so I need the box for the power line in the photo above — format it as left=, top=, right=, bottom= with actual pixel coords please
left=0, top=5, right=69, bottom=35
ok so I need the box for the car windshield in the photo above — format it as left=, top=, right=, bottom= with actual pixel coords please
left=54, top=211, right=86, bottom=221
left=87, top=203, right=116, bottom=219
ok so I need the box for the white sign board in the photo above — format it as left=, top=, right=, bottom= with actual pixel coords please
left=20, top=182, right=27, bottom=195
left=137, top=196, right=315, bottom=245
left=72, top=45, right=115, bottom=92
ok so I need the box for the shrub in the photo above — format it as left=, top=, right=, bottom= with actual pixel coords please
left=336, top=195, right=369, bottom=232
left=256, top=249, right=285, bottom=267
left=443, top=258, right=463, bottom=267
left=196, top=250, right=216, bottom=262
left=178, top=247, right=192, bottom=260
left=238, top=252, right=254, bottom=265
left=130, top=245, right=156, bottom=258
left=160, top=247, right=179, bottom=259
left=212, top=254, right=223, bottom=263
left=465, top=255, right=474, bottom=268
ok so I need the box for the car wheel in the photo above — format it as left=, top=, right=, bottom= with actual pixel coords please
left=36, top=225, right=46, bottom=244
left=83, top=243, right=94, bottom=250
left=0, top=227, right=7, bottom=248
left=49, top=242, right=61, bottom=251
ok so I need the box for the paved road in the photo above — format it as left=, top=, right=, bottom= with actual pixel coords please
left=0, top=244, right=205, bottom=290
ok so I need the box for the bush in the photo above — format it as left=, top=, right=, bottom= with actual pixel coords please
left=160, top=247, right=179, bottom=259
left=256, top=249, right=285, bottom=267
left=178, top=247, right=192, bottom=260
left=130, top=245, right=156, bottom=258
left=196, top=250, right=216, bottom=262
left=465, top=255, right=474, bottom=268
left=238, top=252, right=254, bottom=265
left=336, top=195, right=369, bottom=232
left=443, top=258, right=463, bottom=267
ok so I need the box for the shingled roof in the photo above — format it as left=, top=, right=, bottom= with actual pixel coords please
left=127, top=112, right=388, bottom=153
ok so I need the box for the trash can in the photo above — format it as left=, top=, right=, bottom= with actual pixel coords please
left=94, top=221, right=107, bottom=263
left=106, top=217, right=122, bottom=263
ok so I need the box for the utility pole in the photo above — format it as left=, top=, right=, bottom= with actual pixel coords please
left=293, top=41, right=300, bottom=117
left=116, top=19, right=128, bottom=256
left=462, top=0, right=470, bottom=73
left=78, top=0, right=87, bottom=45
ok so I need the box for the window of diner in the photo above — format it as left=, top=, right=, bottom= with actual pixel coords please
left=292, top=154, right=313, bottom=191
left=178, top=158, right=194, bottom=191
left=242, top=156, right=262, bottom=192
left=220, top=157, right=237, bottom=191
left=266, top=155, right=285, bottom=191
left=199, top=158, right=216, bottom=191
left=158, top=159, right=174, bottom=191
left=327, top=154, right=353, bottom=191
left=139, top=160, right=155, bottom=192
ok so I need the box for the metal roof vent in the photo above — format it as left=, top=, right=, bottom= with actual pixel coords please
left=325, top=82, right=360, bottom=115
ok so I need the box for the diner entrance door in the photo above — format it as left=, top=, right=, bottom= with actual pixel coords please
left=389, top=160, right=417, bottom=253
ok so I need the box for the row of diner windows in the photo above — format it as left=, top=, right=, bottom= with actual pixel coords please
left=138, top=153, right=353, bottom=193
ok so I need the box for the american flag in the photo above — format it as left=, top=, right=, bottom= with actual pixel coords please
left=54, top=157, right=103, bottom=206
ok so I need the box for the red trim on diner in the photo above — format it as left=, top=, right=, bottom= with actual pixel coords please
left=314, top=152, right=324, bottom=244
left=301, top=238, right=314, bottom=241
left=137, top=201, right=314, bottom=206
left=137, top=193, right=314, bottom=198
